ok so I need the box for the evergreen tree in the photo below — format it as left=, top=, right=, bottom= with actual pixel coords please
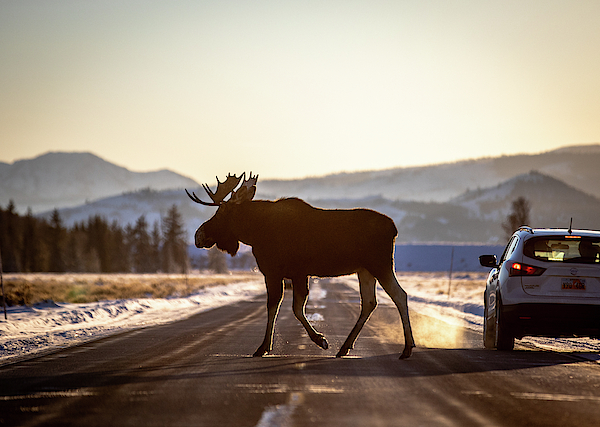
left=108, top=220, right=130, bottom=272
left=65, top=223, right=86, bottom=272
left=0, top=205, right=190, bottom=274
left=0, top=201, right=22, bottom=272
left=161, top=205, right=188, bottom=273
left=36, top=218, right=52, bottom=271
left=48, top=209, right=65, bottom=272
left=502, top=197, right=531, bottom=239
left=86, top=216, right=111, bottom=272
left=21, top=208, right=41, bottom=272
left=125, top=223, right=137, bottom=272
left=133, top=215, right=153, bottom=273
left=150, top=221, right=162, bottom=272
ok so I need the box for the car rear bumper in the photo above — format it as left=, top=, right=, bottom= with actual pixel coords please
left=503, top=303, right=600, bottom=339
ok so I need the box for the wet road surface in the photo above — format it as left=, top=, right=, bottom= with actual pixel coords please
left=1, top=280, right=600, bottom=426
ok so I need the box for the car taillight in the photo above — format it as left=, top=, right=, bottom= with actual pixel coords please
left=509, top=262, right=546, bottom=276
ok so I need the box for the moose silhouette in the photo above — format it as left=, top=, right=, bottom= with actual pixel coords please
left=187, top=173, right=415, bottom=359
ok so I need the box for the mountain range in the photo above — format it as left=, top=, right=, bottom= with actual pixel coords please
left=256, top=144, right=600, bottom=202
left=3, top=145, right=600, bottom=243
left=0, top=152, right=198, bottom=213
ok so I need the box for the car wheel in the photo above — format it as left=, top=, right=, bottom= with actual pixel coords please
left=483, top=290, right=496, bottom=349
left=495, top=298, right=515, bottom=351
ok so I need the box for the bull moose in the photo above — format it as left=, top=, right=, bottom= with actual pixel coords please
left=186, top=173, right=415, bottom=359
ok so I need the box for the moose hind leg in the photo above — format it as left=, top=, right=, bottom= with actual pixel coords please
left=377, top=270, right=415, bottom=359
left=292, top=276, right=328, bottom=350
left=253, top=276, right=284, bottom=357
left=337, top=269, right=377, bottom=357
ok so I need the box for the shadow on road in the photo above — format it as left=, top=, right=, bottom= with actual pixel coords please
left=0, top=347, right=584, bottom=399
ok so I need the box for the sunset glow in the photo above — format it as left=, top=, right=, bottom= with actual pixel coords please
left=2, top=1, right=599, bottom=182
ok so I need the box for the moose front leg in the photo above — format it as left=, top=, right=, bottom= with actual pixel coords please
left=253, top=276, right=284, bottom=357
left=292, top=276, right=328, bottom=350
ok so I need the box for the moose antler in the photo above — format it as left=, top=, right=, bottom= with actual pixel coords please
left=186, top=173, right=244, bottom=206
left=231, top=172, right=259, bottom=203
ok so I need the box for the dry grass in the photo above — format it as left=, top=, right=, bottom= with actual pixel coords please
left=0, top=270, right=488, bottom=307
left=1, top=271, right=262, bottom=306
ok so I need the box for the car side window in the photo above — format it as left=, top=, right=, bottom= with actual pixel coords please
left=499, top=236, right=518, bottom=265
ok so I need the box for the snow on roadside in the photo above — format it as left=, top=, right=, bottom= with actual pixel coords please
left=0, top=280, right=264, bottom=364
left=408, top=287, right=600, bottom=359
left=340, top=274, right=600, bottom=359
left=338, top=274, right=485, bottom=332
left=405, top=286, right=600, bottom=360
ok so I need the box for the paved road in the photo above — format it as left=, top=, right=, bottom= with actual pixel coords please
left=1, top=280, right=600, bottom=426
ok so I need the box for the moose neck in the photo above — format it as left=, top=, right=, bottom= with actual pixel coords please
left=229, top=200, right=276, bottom=248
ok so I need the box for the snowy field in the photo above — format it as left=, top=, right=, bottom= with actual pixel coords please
left=0, top=278, right=265, bottom=364
left=1, top=272, right=600, bottom=365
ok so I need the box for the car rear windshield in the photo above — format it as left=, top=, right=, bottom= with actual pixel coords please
left=524, top=236, right=600, bottom=263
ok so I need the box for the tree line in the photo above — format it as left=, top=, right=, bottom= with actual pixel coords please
left=0, top=201, right=189, bottom=274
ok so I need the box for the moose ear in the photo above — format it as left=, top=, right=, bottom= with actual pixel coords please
left=230, top=185, right=256, bottom=204
left=230, top=172, right=258, bottom=204
left=244, top=185, right=256, bottom=201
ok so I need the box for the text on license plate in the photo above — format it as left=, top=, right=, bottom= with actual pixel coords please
left=562, top=278, right=586, bottom=290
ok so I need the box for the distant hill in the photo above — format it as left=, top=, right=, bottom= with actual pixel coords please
left=256, top=144, right=600, bottom=202
left=0, top=152, right=199, bottom=213
left=5, top=143, right=600, bottom=214
left=452, top=171, right=600, bottom=231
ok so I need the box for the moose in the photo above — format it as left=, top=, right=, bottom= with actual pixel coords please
left=186, top=173, right=415, bottom=359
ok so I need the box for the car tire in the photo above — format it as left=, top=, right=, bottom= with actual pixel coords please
left=483, top=290, right=496, bottom=349
left=495, top=298, right=515, bottom=351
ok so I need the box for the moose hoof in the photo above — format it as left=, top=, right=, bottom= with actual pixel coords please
left=399, top=345, right=415, bottom=360
left=253, top=347, right=269, bottom=357
left=316, top=335, right=329, bottom=350
left=335, top=347, right=350, bottom=358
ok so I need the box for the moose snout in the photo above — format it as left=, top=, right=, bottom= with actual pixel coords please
left=194, top=227, right=204, bottom=248
left=194, top=226, right=213, bottom=248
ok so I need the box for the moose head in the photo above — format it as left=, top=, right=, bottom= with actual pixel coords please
left=185, top=172, right=259, bottom=256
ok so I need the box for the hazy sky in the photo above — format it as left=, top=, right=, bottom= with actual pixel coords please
left=2, top=0, right=599, bottom=183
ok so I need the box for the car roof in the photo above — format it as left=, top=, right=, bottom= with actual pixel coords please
left=515, top=227, right=600, bottom=238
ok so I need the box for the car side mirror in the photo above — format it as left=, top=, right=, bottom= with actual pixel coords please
left=479, top=254, right=498, bottom=268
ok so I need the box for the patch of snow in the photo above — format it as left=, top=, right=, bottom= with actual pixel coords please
left=306, top=313, right=325, bottom=322
left=0, top=280, right=264, bottom=364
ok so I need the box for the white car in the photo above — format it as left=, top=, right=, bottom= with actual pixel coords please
left=479, top=227, right=600, bottom=350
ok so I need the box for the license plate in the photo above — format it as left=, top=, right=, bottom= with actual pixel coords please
left=562, top=278, right=586, bottom=290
